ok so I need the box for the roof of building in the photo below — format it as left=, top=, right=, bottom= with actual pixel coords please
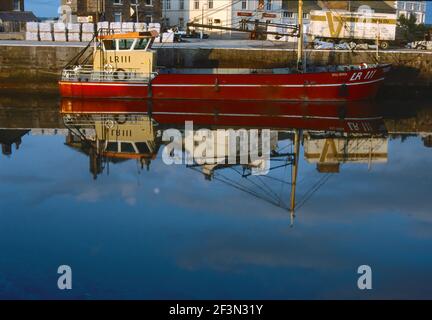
left=0, top=11, right=37, bottom=22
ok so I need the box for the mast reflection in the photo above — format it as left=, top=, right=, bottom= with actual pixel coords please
left=60, top=98, right=388, bottom=225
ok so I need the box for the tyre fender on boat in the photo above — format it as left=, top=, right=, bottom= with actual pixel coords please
left=113, top=68, right=129, bottom=81
left=360, top=63, right=368, bottom=69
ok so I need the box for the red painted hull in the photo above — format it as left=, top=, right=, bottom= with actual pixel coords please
left=61, top=98, right=386, bottom=134
left=59, top=65, right=390, bottom=102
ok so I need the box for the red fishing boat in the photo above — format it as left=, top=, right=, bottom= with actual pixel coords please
left=59, top=2, right=390, bottom=102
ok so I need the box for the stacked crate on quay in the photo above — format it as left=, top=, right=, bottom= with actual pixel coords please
left=97, top=21, right=110, bottom=34
left=161, top=31, right=174, bottom=43
left=39, top=22, right=53, bottom=41
left=122, top=22, right=134, bottom=33
left=110, top=22, right=122, bottom=34
left=82, top=23, right=95, bottom=42
left=53, top=22, right=67, bottom=42
left=134, top=23, right=147, bottom=32
left=67, top=23, right=81, bottom=42
left=25, top=22, right=39, bottom=41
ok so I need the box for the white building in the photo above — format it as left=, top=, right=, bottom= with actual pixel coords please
left=396, top=1, right=427, bottom=24
left=162, top=0, right=292, bottom=32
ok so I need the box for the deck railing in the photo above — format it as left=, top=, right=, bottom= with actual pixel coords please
left=61, top=65, right=158, bottom=83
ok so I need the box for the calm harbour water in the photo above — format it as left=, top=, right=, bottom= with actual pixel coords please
left=0, top=94, right=431, bottom=299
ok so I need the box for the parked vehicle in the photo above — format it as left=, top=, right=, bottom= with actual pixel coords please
left=309, top=10, right=397, bottom=50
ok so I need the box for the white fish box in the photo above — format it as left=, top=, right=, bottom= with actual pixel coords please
left=97, top=21, right=109, bottom=30
left=25, top=32, right=39, bottom=41
left=161, top=32, right=174, bottom=43
left=67, top=23, right=81, bottom=32
left=68, top=32, right=81, bottom=42
left=82, top=23, right=95, bottom=33
left=54, top=32, right=67, bottom=41
left=39, top=22, right=53, bottom=32
left=110, top=22, right=122, bottom=30
left=54, top=23, right=67, bottom=32
left=39, top=32, right=53, bottom=41
left=122, top=22, right=134, bottom=30
left=81, top=33, right=94, bottom=42
left=148, top=23, right=160, bottom=29
left=26, top=22, right=39, bottom=32
left=134, top=23, right=147, bottom=32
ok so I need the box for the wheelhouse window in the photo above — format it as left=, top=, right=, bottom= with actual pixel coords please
left=118, top=39, right=135, bottom=50
left=106, top=142, right=118, bottom=152
left=103, top=40, right=115, bottom=50
left=121, top=143, right=136, bottom=153
left=135, top=38, right=149, bottom=50
left=136, top=143, right=151, bottom=153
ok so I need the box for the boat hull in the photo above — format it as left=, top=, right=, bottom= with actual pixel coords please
left=59, top=65, right=389, bottom=102
left=60, top=98, right=386, bottom=134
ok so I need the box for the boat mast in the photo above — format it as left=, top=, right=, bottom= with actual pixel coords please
left=297, top=0, right=304, bottom=72
left=290, top=129, right=301, bottom=226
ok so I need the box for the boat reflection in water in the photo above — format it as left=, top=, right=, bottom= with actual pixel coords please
left=60, top=98, right=388, bottom=226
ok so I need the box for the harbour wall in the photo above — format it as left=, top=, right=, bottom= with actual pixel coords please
left=1, top=44, right=432, bottom=98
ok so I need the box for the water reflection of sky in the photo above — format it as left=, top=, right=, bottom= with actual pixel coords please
left=0, top=133, right=431, bottom=299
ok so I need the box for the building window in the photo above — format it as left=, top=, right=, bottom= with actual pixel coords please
left=303, top=13, right=309, bottom=19
left=165, top=0, right=171, bottom=10
left=266, top=0, right=272, bottom=11
left=180, top=0, right=184, bottom=10
left=194, top=1, right=199, bottom=10
left=145, top=15, right=152, bottom=23
left=241, top=0, right=247, bottom=10
left=13, top=0, right=21, bottom=11
left=113, top=0, right=122, bottom=5
left=283, top=11, right=293, bottom=18
left=114, top=12, right=122, bottom=22
left=208, top=0, right=213, bottom=9
left=178, top=17, right=184, bottom=28
left=145, top=0, right=152, bottom=6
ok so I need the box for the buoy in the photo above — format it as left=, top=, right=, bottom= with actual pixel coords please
left=360, top=63, right=368, bottom=69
